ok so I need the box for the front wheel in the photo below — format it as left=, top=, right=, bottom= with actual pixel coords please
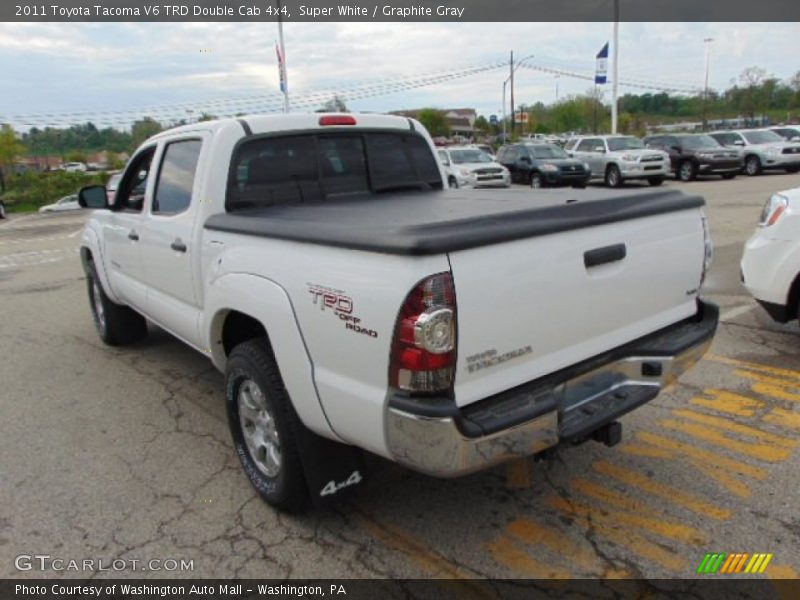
left=226, top=339, right=309, bottom=512
left=448, top=177, right=458, bottom=189
left=647, top=176, right=664, bottom=187
left=744, top=155, right=762, bottom=176
left=86, top=261, right=147, bottom=346
left=0, top=200, right=6, bottom=219
left=678, top=161, right=696, bottom=182
left=605, top=165, right=623, bottom=188
left=530, top=173, right=544, bottom=189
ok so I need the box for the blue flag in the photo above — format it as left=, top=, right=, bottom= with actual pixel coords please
left=595, top=42, right=609, bottom=84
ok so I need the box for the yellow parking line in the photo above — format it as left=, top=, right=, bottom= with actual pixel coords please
left=706, top=354, right=800, bottom=380
left=593, top=460, right=731, bottom=520
left=568, top=479, right=706, bottom=545
left=487, top=536, right=572, bottom=579
left=659, top=419, right=792, bottom=462
left=736, top=370, right=800, bottom=404
left=763, top=408, right=800, bottom=430
left=547, top=496, right=687, bottom=572
left=353, top=513, right=495, bottom=597
left=672, top=409, right=797, bottom=448
left=690, top=389, right=763, bottom=417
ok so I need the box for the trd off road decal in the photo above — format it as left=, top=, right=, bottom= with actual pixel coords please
left=307, top=284, right=378, bottom=339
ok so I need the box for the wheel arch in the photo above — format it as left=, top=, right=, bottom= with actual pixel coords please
left=786, top=271, right=800, bottom=322
left=204, top=273, right=339, bottom=441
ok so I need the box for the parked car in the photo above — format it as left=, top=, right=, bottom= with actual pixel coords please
left=76, top=112, right=717, bottom=511
left=61, top=162, right=88, bottom=173
left=437, top=146, right=510, bottom=188
left=709, top=130, right=800, bottom=176
left=741, top=186, right=800, bottom=324
left=39, top=194, right=80, bottom=213
left=497, top=143, right=591, bottom=188
left=568, top=135, right=669, bottom=187
left=769, top=126, right=800, bottom=142
left=644, top=133, right=741, bottom=181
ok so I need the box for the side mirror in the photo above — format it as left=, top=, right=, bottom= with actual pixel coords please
left=594, top=146, right=606, bottom=153
left=671, top=145, right=682, bottom=153
left=733, top=140, right=745, bottom=146
left=78, top=185, right=109, bottom=209
left=519, top=156, right=531, bottom=163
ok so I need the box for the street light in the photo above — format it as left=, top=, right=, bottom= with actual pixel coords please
left=702, top=38, right=714, bottom=131
left=502, top=53, right=534, bottom=142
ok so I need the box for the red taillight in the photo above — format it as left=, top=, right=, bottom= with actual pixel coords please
left=319, top=115, right=357, bottom=126
left=390, top=273, right=457, bottom=393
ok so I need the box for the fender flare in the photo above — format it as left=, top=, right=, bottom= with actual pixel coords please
left=204, top=272, right=340, bottom=442
left=79, top=228, right=122, bottom=305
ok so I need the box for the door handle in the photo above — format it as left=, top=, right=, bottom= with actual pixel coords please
left=127, top=230, right=139, bottom=241
left=584, top=243, right=626, bottom=268
left=170, top=239, right=187, bottom=253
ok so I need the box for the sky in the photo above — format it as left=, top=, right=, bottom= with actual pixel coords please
left=0, top=21, right=798, bottom=130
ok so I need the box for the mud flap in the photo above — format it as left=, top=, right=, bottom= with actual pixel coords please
left=294, top=423, right=367, bottom=508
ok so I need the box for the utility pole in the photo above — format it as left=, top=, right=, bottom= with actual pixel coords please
left=702, top=38, right=714, bottom=131
left=611, top=0, right=619, bottom=134
left=276, top=0, right=289, bottom=113
left=509, top=51, right=515, bottom=138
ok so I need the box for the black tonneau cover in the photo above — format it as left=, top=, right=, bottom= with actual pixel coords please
left=204, top=188, right=704, bottom=256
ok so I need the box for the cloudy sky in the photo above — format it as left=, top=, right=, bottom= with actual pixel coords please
left=0, top=21, right=798, bottom=130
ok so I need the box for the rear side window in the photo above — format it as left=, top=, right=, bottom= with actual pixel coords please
left=153, top=140, right=202, bottom=214
left=227, top=131, right=442, bottom=210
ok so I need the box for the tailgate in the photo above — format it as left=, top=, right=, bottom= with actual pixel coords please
left=450, top=207, right=704, bottom=408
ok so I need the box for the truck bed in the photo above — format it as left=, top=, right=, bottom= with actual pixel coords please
left=204, top=188, right=704, bottom=256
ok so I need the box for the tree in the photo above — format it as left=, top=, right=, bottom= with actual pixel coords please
left=131, top=117, right=163, bottom=148
left=738, top=66, right=769, bottom=119
left=474, top=115, right=491, bottom=135
left=317, top=95, right=349, bottom=112
left=0, top=124, right=25, bottom=172
left=197, top=112, right=218, bottom=122
left=416, top=109, right=450, bottom=137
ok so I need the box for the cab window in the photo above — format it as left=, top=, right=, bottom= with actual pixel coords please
left=153, top=140, right=203, bottom=215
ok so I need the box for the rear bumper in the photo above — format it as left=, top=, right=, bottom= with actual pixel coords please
left=386, top=300, right=718, bottom=477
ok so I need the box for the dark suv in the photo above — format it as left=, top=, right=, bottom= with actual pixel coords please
left=497, top=143, right=591, bottom=188
left=643, top=134, right=741, bottom=181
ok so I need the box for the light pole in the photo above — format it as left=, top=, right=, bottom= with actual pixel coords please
left=702, top=37, right=714, bottom=131
left=501, top=53, right=534, bottom=141
left=276, top=0, right=289, bottom=113
left=555, top=74, right=560, bottom=102
left=611, top=0, right=619, bottom=134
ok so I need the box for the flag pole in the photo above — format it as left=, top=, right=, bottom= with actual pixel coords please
left=611, top=0, right=619, bottom=134
left=276, top=0, right=289, bottom=113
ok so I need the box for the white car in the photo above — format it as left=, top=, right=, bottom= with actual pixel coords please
left=742, top=187, right=800, bottom=324
left=709, top=130, right=800, bottom=176
left=39, top=194, right=80, bottom=213
left=61, top=162, right=88, bottom=173
left=437, top=146, right=510, bottom=188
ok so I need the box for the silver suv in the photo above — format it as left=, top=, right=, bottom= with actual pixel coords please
left=709, top=129, right=800, bottom=176
left=566, top=135, right=669, bottom=187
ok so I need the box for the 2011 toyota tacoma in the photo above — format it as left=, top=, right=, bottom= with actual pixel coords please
left=77, top=113, right=718, bottom=511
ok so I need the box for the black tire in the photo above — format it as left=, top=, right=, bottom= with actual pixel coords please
left=677, top=160, right=696, bottom=182
left=571, top=183, right=587, bottom=189
left=647, top=176, right=665, bottom=187
left=605, top=164, right=623, bottom=188
left=0, top=200, right=6, bottom=219
left=86, top=261, right=147, bottom=346
left=530, top=172, right=544, bottom=189
left=448, top=177, right=458, bottom=189
left=786, top=166, right=800, bottom=174
left=226, top=338, right=309, bottom=512
left=721, top=172, right=737, bottom=180
left=744, top=155, right=762, bottom=176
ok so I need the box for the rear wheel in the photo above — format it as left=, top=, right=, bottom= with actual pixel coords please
left=226, top=338, right=309, bottom=512
left=530, top=172, right=544, bottom=189
left=86, top=261, right=147, bottom=346
left=678, top=160, right=696, bottom=182
left=744, top=155, right=762, bottom=176
left=647, top=176, right=664, bottom=187
left=605, top=165, right=623, bottom=188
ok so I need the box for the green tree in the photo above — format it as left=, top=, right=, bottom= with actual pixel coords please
left=317, top=95, right=349, bottom=112
left=131, top=117, right=163, bottom=148
left=0, top=124, right=25, bottom=172
left=416, top=109, right=450, bottom=137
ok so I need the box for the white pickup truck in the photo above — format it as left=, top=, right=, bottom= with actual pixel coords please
left=78, top=113, right=718, bottom=511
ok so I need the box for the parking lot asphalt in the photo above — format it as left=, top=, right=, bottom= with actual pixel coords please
left=1, top=172, right=799, bottom=585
